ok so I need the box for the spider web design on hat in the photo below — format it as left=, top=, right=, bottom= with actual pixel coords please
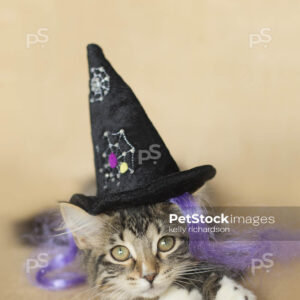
left=89, top=67, right=110, bottom=103
left=97, top=129, right=135, bottom=189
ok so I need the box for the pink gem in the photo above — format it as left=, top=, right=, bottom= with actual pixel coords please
left=108, top=153, right=118, bottom=168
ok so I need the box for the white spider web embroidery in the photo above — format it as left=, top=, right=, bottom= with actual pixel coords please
left=90, top=66, right=110, bottom=103
left=97, top=129, right=135, bottom=189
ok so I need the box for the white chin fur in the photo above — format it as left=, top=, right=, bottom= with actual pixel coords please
left=140, top=285, right=169, bottom=299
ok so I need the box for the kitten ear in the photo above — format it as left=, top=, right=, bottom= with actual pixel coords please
left=60, top=202, right=104, bottom=249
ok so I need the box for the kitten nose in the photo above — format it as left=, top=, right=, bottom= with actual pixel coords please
left=143, top=273, right=157, bottom=283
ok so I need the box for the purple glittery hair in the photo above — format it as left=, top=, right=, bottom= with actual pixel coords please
left=27, top=194, right=300, bottom=290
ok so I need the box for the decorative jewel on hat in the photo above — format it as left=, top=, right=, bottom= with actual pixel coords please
left=70, top=44, right=216, bottom=214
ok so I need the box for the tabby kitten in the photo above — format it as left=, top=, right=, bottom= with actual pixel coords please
left=60, top=201, right=256, bottom=300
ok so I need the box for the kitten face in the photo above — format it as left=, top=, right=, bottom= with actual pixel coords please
left=60, top=202, right=194, bottom=300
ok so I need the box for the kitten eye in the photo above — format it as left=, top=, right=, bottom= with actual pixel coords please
left=111, top=245, right=131, bottom=261
left=157, top=236, right=175, bottom=252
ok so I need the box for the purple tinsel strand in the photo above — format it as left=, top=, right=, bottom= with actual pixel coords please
left=35, top=232, right=86, bottom=290
left=24, top=210, right=86, bottom=290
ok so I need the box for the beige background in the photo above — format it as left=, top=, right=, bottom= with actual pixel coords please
left=1, top=0, right=300, bottom=299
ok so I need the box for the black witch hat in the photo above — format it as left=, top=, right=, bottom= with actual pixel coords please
left=70, top=44, right=216, bottom=215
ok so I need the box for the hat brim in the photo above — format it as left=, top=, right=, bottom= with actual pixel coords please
left=70, top=165, right=216, bottom=215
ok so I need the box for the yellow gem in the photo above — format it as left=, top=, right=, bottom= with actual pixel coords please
left=120, top=162, right=128, bottom=174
